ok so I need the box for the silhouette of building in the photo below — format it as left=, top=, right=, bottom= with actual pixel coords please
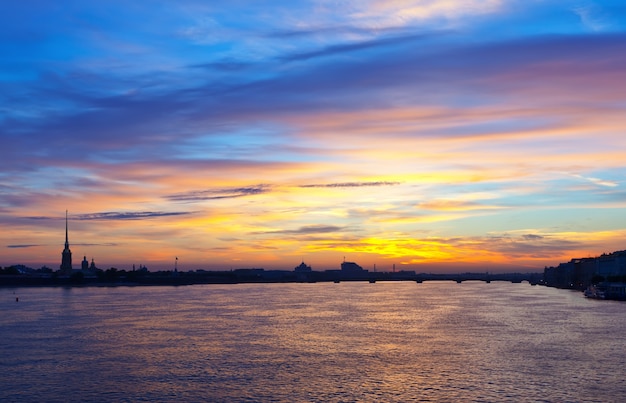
left=337, top=259, right=369, bottom=279
left=341, top=260, right=365, bottom=272
left=60, top=210, right=73, bottom=273
left=544, top=250, right=626, bottom=289
left=294, top=261, right=312, bottom=272
left=294, top=260, right=312, bottom=281
left=81, top=256, right=89, bottom=271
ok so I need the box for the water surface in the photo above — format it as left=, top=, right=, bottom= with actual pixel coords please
left=1, top=282, right=625, bottom=402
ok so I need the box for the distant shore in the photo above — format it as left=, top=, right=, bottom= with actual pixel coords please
left=0, top=269, right=543, bottom=288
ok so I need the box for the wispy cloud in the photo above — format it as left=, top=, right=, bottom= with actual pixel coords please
left=76, top=212, right=192, bottom=220
left=571, top=173, right=619, bottom=188
left=25, top=212, right=191, bottom=220
left=266, top=25, right=403, bottom=40
left=572, top=4, right=612, bottom=32
left=74, top=243, right=118, bottom=246
left=300, top=181, right=401, bottom=188
left=252, top=225, right=346, bottom=236
left=280, top=32, right=439, bottom=62
left=167, top=185, right=271, bottom=202
left=7, top=242, right=116, bottom=248
left=350, top=0, right=504, bottom=26
left=416, top=199, right=501, bottom=211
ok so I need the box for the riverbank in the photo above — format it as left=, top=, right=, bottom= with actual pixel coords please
left=0, top=269, right=543, bottom=287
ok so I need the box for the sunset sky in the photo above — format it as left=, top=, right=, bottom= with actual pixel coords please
left=2, top=1, right=626, bottom=272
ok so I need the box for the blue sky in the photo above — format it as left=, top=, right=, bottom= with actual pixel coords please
left=1, top=1, right=626, bottom=271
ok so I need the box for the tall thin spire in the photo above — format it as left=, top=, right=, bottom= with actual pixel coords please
left=65, top=210, right=69, bottom=248
left=60, top=210, right=73, bottom=272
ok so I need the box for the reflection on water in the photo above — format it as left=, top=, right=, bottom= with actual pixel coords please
left=2, top=282, right=625, bottom=402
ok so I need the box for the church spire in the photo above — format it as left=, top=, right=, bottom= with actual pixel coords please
left=65, top=210, right=69, bottom=249
left=60, top=210, right=73, bottom=273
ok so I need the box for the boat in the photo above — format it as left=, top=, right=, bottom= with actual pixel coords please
left=584, top=284, right=606, bottom=299
left=584, top=283, right=626, bottom=301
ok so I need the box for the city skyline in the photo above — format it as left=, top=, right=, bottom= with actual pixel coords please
left=2, top=1, right=626, bottom=272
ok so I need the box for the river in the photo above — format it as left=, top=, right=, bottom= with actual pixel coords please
left=1, top=281, right=625, bottom=402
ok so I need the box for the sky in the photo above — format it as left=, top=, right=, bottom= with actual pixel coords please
left=1, top=0, right=626, bottom=272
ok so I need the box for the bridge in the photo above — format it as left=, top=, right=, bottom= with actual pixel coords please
left=331, top=271, right=542, bottom=285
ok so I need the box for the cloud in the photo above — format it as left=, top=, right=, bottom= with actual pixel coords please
left=280, top=32, right=439, bottom=62
left=303, top=231, right=582, bottom=262
left=572, top=4, right=612, bottom=32
left=3, top=32, right=625, bottom=177
left=416, top=199, right=499, bottom=211
left=7, top=242, right=116, bottom=248
left=484, top=234, right=581, bottom=258
left=571, top=174, right=619, bottom=188
left=167, top=185, right=271, bottom=202
left=300, top=181, right=401, bottom=188
left=73, top=243, right=118, bottom=246
left=76, top=212, right=192, bottom=220
left=2, top=2, right=626, bottom=271
left=350, top=0, right=503, bottom=27
left=252, top=224, right=346, bottom=235
left=25, top=212, right=191, bottom=221
left=266, top=25, right=401, bottom=40
left=187, top=60, right=254, bottom=72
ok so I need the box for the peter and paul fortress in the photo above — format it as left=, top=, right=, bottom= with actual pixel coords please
left=60, top=210, right=73, bottom=274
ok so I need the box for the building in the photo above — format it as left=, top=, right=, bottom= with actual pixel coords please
left=544, top=250, right=626, bottom=289
left=59, top=210, right=73, bottom=274
left=294, top=261, right=312, bottom=272
left=294, top=260, right=313, bottom=281
left=337, top=259, right=369, bottom=279
left=597, top=251, right=626, bottom=278
left=341, top=260, right=365, bottom=272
